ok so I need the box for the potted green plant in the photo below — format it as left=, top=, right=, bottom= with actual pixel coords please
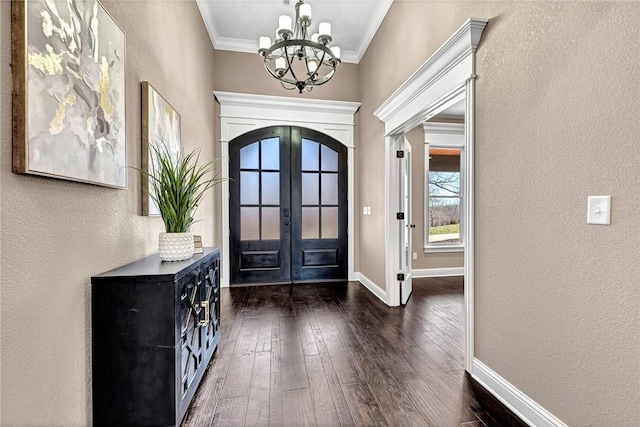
left=142, top=142, right=223, bottom=261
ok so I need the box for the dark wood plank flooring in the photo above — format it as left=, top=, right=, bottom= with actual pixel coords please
left=183, top=277, right=526, bottom=427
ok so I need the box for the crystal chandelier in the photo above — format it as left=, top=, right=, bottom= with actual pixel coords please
left=258, top=0, right=341, bottom=93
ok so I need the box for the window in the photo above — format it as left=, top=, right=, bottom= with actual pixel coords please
left=423, top=121, right=465, bottom=252
left=427, top=147, right=463, bottom=248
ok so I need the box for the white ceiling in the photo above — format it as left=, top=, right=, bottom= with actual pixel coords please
left=196, top=0, right=394, bottom=63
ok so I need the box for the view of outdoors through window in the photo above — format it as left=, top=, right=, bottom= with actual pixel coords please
left=428, top=147, right=461, bottom=244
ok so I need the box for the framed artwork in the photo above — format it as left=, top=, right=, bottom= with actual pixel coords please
left=141, top=81, right=181, bottom=216
left=12, top=0, right=127, bottom=188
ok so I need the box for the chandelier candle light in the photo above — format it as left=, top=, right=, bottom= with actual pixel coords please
left=258, top=0, right=341, bottom=93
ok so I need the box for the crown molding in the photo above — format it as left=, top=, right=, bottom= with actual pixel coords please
left=353, top=0, right=394, bottom=63
left=196, top=0, right=393, bottom=64
left=213, top=37, right=259, bottom=55
left=196, top=0, right=219, bottom=50
left=214, top=91, right=360, bottom=117
left=374, top=17, right=488, bottom=126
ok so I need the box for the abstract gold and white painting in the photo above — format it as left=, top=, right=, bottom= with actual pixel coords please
left=141, top=81, right=181, bottom=216
left=12, top=0, right=126, bottom=188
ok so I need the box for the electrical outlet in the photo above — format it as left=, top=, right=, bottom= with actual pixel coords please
left=412, top=252, right=417, bottom=261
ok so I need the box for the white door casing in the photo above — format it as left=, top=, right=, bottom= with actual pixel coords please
left=214, top=91, right=361, bottom=288
left=374, top=18, right=488, bottom=372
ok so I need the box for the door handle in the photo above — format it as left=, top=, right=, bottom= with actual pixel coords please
left=284, top=208, right=290, bottom=218
left=284, top=222, right=290, bottom=226
left=198, top=300, right=210, bottom=327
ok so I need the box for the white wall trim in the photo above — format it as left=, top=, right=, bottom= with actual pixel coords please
left=472, top=359, right=568, bottom=427
left=215, top=92, right=361, bottom=288
left=214, top=92, right=361, bottom=122
left=211, top=36, right=258, bottom=55
left=412, top=267, right=464, bottom=278
left=423, top=122, right=465, bottom=142
left=355, top=272, right=388, bottom=305
left=374, top=18, right=488, bottom=135
left=373, top=18, right=488, bottom=376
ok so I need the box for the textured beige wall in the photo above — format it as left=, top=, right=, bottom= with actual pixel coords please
left=357, top=0, right=465, bottom=288
left=360, top=1, right=640, bottom=425
left=0, top=1, right=217, bottom=424
left=213, top=50, right=360, bottom=102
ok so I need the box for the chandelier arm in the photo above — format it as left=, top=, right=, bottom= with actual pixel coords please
left=303, top=57, right=315, bottom=81
left=265, top=40, right=336, bottom=63
left=281, top=81, right=297, bottom=90
left=317, top=48, right=327, bottom=67
left=283, top=51, right=302, bottom=88
left=309, top=69, right=335, bottom=86
left=262, top=60, right=299, bottom=87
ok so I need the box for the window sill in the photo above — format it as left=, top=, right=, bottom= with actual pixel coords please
left=423, top=245, right=464, bottom=254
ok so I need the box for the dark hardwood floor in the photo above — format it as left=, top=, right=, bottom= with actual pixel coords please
left=183, top=277, right=526, bottom=427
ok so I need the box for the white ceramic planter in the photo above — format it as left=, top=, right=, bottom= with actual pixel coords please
left=158, top=232, right=194, bottom=262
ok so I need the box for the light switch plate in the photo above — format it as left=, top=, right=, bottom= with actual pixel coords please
left=587, top=196, right=611, bottom=225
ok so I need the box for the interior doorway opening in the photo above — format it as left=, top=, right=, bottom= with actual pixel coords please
left=374, top=18, right=488, bottom=373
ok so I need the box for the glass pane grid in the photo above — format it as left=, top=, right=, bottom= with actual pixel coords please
left=241, top=138, right=342, bottom=242
left=240, top=137, right=281, bottom=242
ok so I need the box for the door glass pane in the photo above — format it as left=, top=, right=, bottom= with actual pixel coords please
left=321, top=173, right=338, bottom=205
left=301, top=173, right=319, bottom=205
left=241, top=207, right=259, bottom=240
left=321, top=207, right=338, bottom=239
left=240, top=142, right=259, bottom=169
left=261, top=137, right=279, bottom=170
left=321, top=145, right=338, bottom=171
left=302, top=138, right=319, bottom=171
left=240, top=172, right=259, bottom=205
left=261, top=172, right=280, bottom=205
left=302, top=207, right=319, bottom=239
left=262, top=207, right=280, bottom=240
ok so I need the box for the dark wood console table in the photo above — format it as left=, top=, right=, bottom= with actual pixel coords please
left=91, top=248, right=220, bottom=426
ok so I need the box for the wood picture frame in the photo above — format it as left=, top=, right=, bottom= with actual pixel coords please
left=12, top=0, right=127, bottom=188
left=141, top=81, right=181, bottom=216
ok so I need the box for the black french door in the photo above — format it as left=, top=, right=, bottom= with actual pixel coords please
left=229, top=126, right=347, bottom=285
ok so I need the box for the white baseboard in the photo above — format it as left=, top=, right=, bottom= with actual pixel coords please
left=354, top=272, right=388, bottom=305
left=471, top=358, right=567, bottom=427
left=412, top=267, right=464, bottom=278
